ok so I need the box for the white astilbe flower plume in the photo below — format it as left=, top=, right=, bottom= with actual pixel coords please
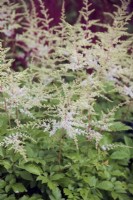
left=87, top=129, right=102, bottom=148
left=0, top=132, right=35, bottom=159
left=44, top=108, right=87, bottom=138
left=123, top=85, right=133, bottom=98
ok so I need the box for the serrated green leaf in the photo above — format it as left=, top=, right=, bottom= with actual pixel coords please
left=64, top=188, right=73, bottom=198
left=97, top=181, right=114, bottom=191
left=124, top=136, right=133, bottom=155
left=83, top=176, right=97, bottom=187
left=12, top=183, right=27, bottom=193
left=128, top=184, right=133, bottom=195
left=37, top=175, right=48, bottom=183
left=50, top=174, right=65, bottom=181
left=114, top=181, right=127, bottom=193
left=5, top=185, right=11, bottom=193
left=111, top=170, right=125, bottom=177
left=50, top=187, right=63, bottom=200
left=5, top=174, right=15, bottom=182
left=110, top=149, right=130, bottom=160
left=19, top=195, right=29, bottom=200
left=19, top=171, right=33, bottom=181
left=21, top=163, right=43, bottom=175
left=48, top=180, right=57, bottom=190
left=0, top=180, right=6, bottom=189
left=110, top=122, right=131, bottom=132
left=0, top=160, right=11, bottom=170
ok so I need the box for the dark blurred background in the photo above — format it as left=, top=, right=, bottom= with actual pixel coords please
left=43, top=0, right=133, bottom=31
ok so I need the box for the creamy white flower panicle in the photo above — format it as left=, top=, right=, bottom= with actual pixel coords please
left=68, top=51, right=84, bottom=71
left=42, top=108, right=87, bottom=138
left=123, top=86, right=133, bottom=98
left=2, top=82, right=44, bottom=118
left=87, top=129, right=102, bottom=147
left=0, top=132, right=34, bottom=159
left=50, top=110, right=82, bottom=138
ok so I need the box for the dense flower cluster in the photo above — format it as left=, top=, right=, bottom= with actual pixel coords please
left=0, top=0, right=132, bottom=158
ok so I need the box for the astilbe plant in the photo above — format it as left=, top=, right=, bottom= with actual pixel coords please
left=0, top=0, right=133, bottom=159
left=0, top=0, right=21, bottom=37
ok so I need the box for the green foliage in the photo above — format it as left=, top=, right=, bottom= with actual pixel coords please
left=0, top=132, right=133, bottom=199
left=0, top=0, right=133, bottom=199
